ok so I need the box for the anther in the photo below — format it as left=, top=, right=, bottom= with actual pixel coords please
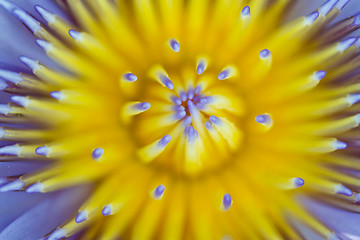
left=291, top=178, right=305, bottom=188
left=0, top=179, right=24, bottom=192
left=174, top=110, right=186, bottom=120
left=255, top=113, right=273, bottom=128
left=197, top=60, right=207, bottom=75
left=259, top=49, right=271, bottom=59
left=221, top=193, right=233, bottom=211
left=333, top=140, right=347, bottom=150
left=68, top=29, right=83, bottom=41
left=0, top=69, right=23, bottom=84
left=218, top=69, right=230, bottom=80
left=26, top=182, right=44, bottom=193
left=48, top=228, right=66, bottom=240
left=337, top=37, right=356, bottom=52
left=122, top=73, right=137, bottom=82
left=187, top=88, right=194, bottom=100
left=169, top=39, right=180, bottom=52
left=334, top=184, right=353, bottom=196
left=75, top=210, right=88, bottom=223
left=313, top=71, right=327, bottom=81
left=160, top=74, right=174, bottom=90
left=102, top=204, right=112, bottom=216
left=241, top=6, right=250, bottom=18
left=91, top=148, right=104, bottom=161
left=13, top=8, right=41, bottom=33
left=50, top=91, right=65, bottom=101
left=35, top=146, right=51, bottom=156
left=152, top=184, right=165, bottom=199
left=34, top=5, right=56, bottom=23
left=171, top=96, right=182, bottom=105
left=305, top=11, right=320, bottom=25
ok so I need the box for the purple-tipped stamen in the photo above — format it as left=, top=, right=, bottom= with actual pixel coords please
left=173, top=105, right=185, bottom=112
left=135, top=102, right=151, bottom=111
left=183, top=116, right=193, bottom=126
left=255, top=114, right=272, bottom=125
left=194, top=85, right=202, bottom=94
left=0, top=179, right=24, bottom=192
left=174, top=110, right=186, bottom=120
left=91, top=148, right=104, bottom=161
left=75, top=210, right=88, bottom=223
left=171, top=96, right=182, bottom=105
left=102, top=204, right=112, bottom=216
left=158, top=135, right=171, bottom=147
left=199, top=96, right=214, bottom=104
left=218, top=69, right=230, bottom=80
left=337, top=37, right=356, bottom=52
left=123, top=73, right=137, bottom=82
left=180, top=91, right=187, bottom=102
left=209, top=115, right=222, bottom=125
left=169, top=39, right=180, bottom=52
left=241, top=6, right=250, bottom=17
left=185, top=126, right=198, bottom=143
left=154, top=184, right=165, bottom=198
left=68, top=29, right=83, bottom=41
left=35, top=146, right=50, bottom=156
left=313, top=71, right=326, bottom=81
left=26, top=182, right=44, bottom=193
left=160, top=75, right=174, bottom=90
left=34, top=5, right=56, bottom=23
left=292, top=178, right=305, bottom=188
left=222, top=193, right=232, bottom=210
left=260, top=49, right=271, bottom=59
left=48, top=228, right=66, bottom=240
left=197, top=61, right=206, bottom=75
left=305, top=11, right=320, bottom=25
left=187, top=88, right=194, bottom=100
left=334, top=140, right=347, bottom=150
left=335, top=184, right=353, bottom=196
left=50, top=91, right=65, bottom=100
left=205, top=121, right=213, bottom=130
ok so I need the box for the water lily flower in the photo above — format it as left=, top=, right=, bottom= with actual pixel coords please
left=0, top=0, right=360, bottom=239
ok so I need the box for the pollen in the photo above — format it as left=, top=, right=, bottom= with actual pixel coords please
left=0, top=0, right=360, bottom=239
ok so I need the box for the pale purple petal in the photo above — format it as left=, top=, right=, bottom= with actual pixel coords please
left=0, top=185, right=92, bottom=240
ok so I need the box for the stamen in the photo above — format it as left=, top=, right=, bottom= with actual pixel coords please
left=10, top=95, right=30, bottom=107
left=34, top=5, right=56, bottom=23
left=255, top=113, right=273, bottom=129
left=183, top=116, right=193, bottom=126
left=19, top=56, right=40, bottom=71
left=174, top=110, right=186, bottom=120
left=333, top=140, right=347, bottom=150
left=241, top=6, right=250, bottom=18
left=291, top=178, right=305, bottom=188
left=152, top=184, right=165, bottom=200
left=209, top=115, right=222, bottom=125
left=0, top=144, right=22, bottom=156
left=334, top=184, right=353, bottom=196
left=138, top=135, right=171, bottom=163
left=0, top=69, right=23, bottom=84
left=123, top=102, right=151, bottom=116
left=199, top=96, right=214, bottom=105
left=0, top=179, right=24, bottom=192
left=194, top=85, right=202, bottom=94
left=173, top=105, right=185, bottom=112
left=218, top=66, right=237, bottom=80
left=48, top=228, right=66, bottom=240
left=305, top=11, right=320, bottom=25
left=259, top=49, right=271, bottom=59
left=75, top=210, right=88, bottom=223
left=334, top=0, right=350, bottom=10
left=50, top=91, right=66, bottom=101
left=187, top=88, right=194, bottom=100
left=12, top=8, right=41, bottom=33
left=102, top=204, right=112, bottom=216
left=347, top=94, right=360, bottom=105
left=185, top=126, right=198, bottom=143
left=68, top=29, right=83, bottom=41
left=218, top=70, right=230, bottom=80
left=26, top=182, right=44, bottom=193
left=179, top=91, right=187, bottom=102
left=205, top=121, right=213, bottom=130
left=36, top=39, right=53, bottom=52
left=122, top=73, right=138, bottom=82
left=196, top=60, right=207, bottom=75
left=328, top=233, right=341, bottom=240
left=159, top=74, right=174, bottom=90
left=91, top=148, right=104, bottom=161
left=313, top=70, right=327, bottom=81
left=319, top=0, right=338, bottom=16
left=35, top=146, right=51, bottom=156
left=221, top=193, right=233, bottom=211
left=337, top=37, right=356, bottom=52
left=169, top=39, right=180, bottom=52
left=171, top=96, right=182, bottom=105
